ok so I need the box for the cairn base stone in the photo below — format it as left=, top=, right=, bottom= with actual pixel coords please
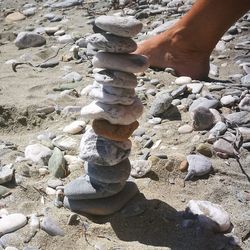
left=64, top=175, right=125, bottom=200
left=63, top=181, right=138, bottom=215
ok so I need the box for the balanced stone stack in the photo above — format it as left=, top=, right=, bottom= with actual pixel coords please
left=63, top=16, right=149, bottom=215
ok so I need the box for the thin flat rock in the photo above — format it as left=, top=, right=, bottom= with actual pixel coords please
left=81, top=98, right=143, bottom=125
left=86, top=33, right=137, bottom=53
left=92, top=52, right=149, bottom=73
left=64, top=175, right=125, bottom=200
left=95, top=16, right=143, bottom=38
left=85, top=158, right=131, bottom=184
left=94, top=69, right=137, bottom=89
left=64, top=181, right=139, bottom=215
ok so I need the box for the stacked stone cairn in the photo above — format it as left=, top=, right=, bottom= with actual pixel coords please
left=63, top=16, right=149, bottom=215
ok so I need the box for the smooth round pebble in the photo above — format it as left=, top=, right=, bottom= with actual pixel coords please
left=175, top=76, right=192, bottom=85
left=178, top=124, right=193, bottom=134
left=63, top=120, right=86, bottom=134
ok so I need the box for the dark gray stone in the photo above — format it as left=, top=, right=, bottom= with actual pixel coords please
left=192, top=107, right=215, bottom=130
left=64, top=181, right=138, bottom=215
left=189, top=97, right=219, bottom=112
left=225, top=111, right=250, bottom=128
left=85, top=159, right=131, bottom=184
left=79, top=129, right=131, bottom=166
left=64, top=175, right=125, bottom=200
left=15, top=32, right=46, bottom=49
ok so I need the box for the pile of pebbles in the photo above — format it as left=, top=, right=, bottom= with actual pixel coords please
left=63, top=15, right=149, bottom=215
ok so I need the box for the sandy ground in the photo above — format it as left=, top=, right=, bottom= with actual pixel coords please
left=0, top=1, right=249, bottom=250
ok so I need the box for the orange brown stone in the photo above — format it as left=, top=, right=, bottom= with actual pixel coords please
left=92, top=119, right=139, bottom=142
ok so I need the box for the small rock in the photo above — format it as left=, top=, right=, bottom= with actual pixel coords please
left=15, top=32, right=46, bottom=49
left=22, top=7, right=36, bottom=16
left=191, top=107, right=215, bottom=130
left=52, top=135, right=79, bottom=151
left=196, top=143, right=213, bottom=157
left=213, top=139, right=238, bottom=158
left=0, top=164, right=14, bottom=184
left=178, top=124, right=193, bottom=134
left=63, top=121, right=86, bottom=134
left=179, top=160, right=188, bottom=172
left=57, top=34, right=74, bottom=44
left=225, top=111, right=250, bottom=128
left=220, top=95, right=237, bottom=106
left=41, top=216, right=64, bottom=236
left=47, top=178, right=64, bottom=189
left=175, top=76, right=192, bottom=85
left=25, top=144, right=52, bottom=164
left=189, top=97, right=219, bottom=112
left=62, top=72, right=82, bottom=82
left=187, top=83, right=203, bottom=94
left=5, top=12, right=25, bottom=22
left=131, top=160, right=151, bottom=178
left=239, top=95, right=250, bottom=112
left=0, top=186, right=11, bottom=198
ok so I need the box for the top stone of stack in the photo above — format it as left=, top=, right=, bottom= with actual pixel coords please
left=95, top=15, right=143, bottom=38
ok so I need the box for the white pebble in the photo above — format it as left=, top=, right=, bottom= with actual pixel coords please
left=175, top=76, right=192, bottom=85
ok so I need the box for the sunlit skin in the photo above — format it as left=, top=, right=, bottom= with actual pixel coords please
left=135, top=0, right=250, bottom=80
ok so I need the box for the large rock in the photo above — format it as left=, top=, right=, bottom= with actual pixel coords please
left=89, top=83, right=136, bottom=105
left=64, top=181, right=138, bottom=215
left=15, top=32, right=46, bottom=49
left=92, top=52, right=149, bottom=73
left=94, top=69, right=137, bottom=89
left=48, top=147, right=67, bottom=178
left=85, top=158, right=131, bottom=183
left=81, top=98, right=143, bottom=125
left=64, top=175, right=125, bottom=200
left=92, top=119, right=139, bottom=141
left=86, top=33, right=137, bottom=53
left=0, top=214, right=27, bottom=236
left=79, top=129, right=131, bottom=166
left=25, top=144, right=52, bottom=164
left=95, top=15, right=143, bottom=37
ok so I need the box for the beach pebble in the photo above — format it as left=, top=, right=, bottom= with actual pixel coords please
left=48, top=147, right=67, bottom=178
left=5, top=12, right=25, bottom=22
left=64, top=175, right=125, bottom=200
left=213, top=139, right=238, bottom=158
left=0, top=164, right=14, bottom=184
left=79, top=129, right=131, bottom=166
left=63, top=121, right=86, bottom=134
left=189, top=97, right=219, bottom=112
left=187, top=200, right=231, bottom=232
left=44, top=26, right=60, bottom=35
left=179, top=160, right=188, bottom=172
left=92, top=119, right=139, bottom=141
left=92, top=52, right=149, bottom=73
left=191, top=107, right=215, bottom=130
left=239, top=95, right=250, bottom=112
left=225, top=111, right=250, bottom=127
left=89, top=84, right=136, bottom=105
left=64, top=181, right=138, bottom=215
left=94, top=69, right=137, bottom=89
left=86, top=33, right=137, bottom=53
left=81, top=98, right=143, bottom=125
left=95, top=15, right=142, bottom=37
left=185, top=154, right=212, bottom=180
left=131, top=160, right=151, bottom=178
left=41, top=216, right=64, bottom=236
left=220, top=95, right=237, bottom=106
left=52, top=135, right=79, bottom=151
left=15, top=32, right=46, bottom=49
left=187, top=83, right=203, bottom=94
left=149, top=91, right=173, bottom=116
left=178, top=124, right=193, bottom=134
left=175, top=76, right=192, bottom=85
left=85, top=158, right=131, bottom=184
left=25, top=144, right=52, bottom=164
left=0, top=213, right=27, bottom=236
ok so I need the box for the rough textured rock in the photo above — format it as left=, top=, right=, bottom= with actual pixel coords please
left=81, top=99, right=143, bottom=125
left=92, top=119, right=139, bottom=141
left=191, top=107, right=215, bottom=130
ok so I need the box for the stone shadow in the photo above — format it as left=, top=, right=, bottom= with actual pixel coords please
left=86, top=192, right=242, bottom=250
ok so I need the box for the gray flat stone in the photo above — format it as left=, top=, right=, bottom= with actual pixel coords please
left=89, top=83, right=136, bottom=105
left=225, top=111, right=250, bottom=128
left=189, top=97, right=219, bottom=112
left=94, top=69, right=137, bottom=89
left=0, top=164, right=14, bottom=184
left=64, top=175, right=125, bottom=200
left=79, top=129, right=131, bottom=166
left=86, top=33, right=137, bottom=53
left=81, top=98, right=143, bottom=125
left=64, top=181, right=138, bottom=215
left=15, top=32, right=46, bottom=49
left=92, top=52, right=149, bottom=73
left=85, top=158, right=131, bottom=184
left=50, top=0, right=83, bottom=9
left=95, top=15, right=142, bottom=38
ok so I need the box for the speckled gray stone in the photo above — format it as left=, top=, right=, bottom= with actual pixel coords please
left=95, top=15, right=143, bottom=38
left=94, top=69, right=137, bottom=89
left=92, top=52, right=149, bottom=73
left=15, top=32, right=46, bottom=49
left=81, top=98, right=143, bottom=125
left=86, top=33, right=137, bottom=53
left=85, top=158, right=131, bottom=184
left=64, top=181, right=139, bottom=215
left=79, top=129, right=131, bottom=166
left=64, top=175, right=125, bottom=200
